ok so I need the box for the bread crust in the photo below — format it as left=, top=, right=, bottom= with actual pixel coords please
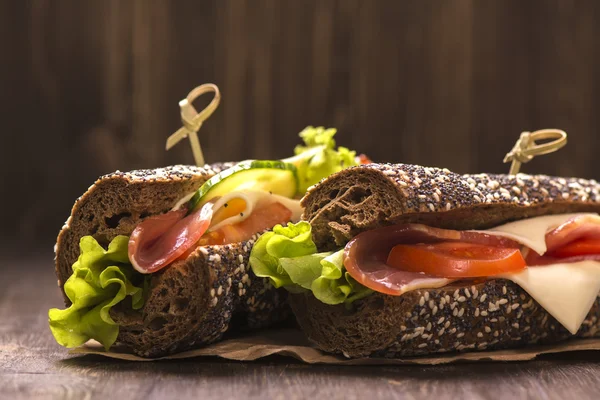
left=112, top=235, right=288, bottom=357
left=290, top=281, right=600, bottom=358
left=55, top=164, right=233, bottom=292
left=301, top=163, right=600, bottom=250
left=54, top=163, right=289, bottom=357
left=294, top=163, right=600, bottom=357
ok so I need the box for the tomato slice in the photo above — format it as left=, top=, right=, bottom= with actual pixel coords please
left=201, top=201, right=293, bottom=246
left=386, top=242, right=526, bottom=278
left=357, top=154, right=373, bottom=165
left=547, top=238, right=600, bottom=258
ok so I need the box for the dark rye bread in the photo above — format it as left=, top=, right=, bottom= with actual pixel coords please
left=111, top=233, right=288, bottom=357
left=55, top=163, right=233, bottom=291
left=291, top=281, right=600, bottom=358
left=54, top=163, right=289, bottom=357
left=302, top=163, right=600, bottom=250
left=291, top=163, right=600, bottom=358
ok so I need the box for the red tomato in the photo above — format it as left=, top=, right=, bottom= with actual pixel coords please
left=357, top=154, right=372, bottom=165
left=386, top=242, right=526, bottom=278
left=548, top=238, right=600, bottom=258
left=202, top=201, right=292, bottom=246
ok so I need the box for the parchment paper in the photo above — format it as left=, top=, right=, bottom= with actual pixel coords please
left=69, top=328, right=600, bottom=365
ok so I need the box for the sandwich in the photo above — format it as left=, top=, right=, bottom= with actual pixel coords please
left=249, top=163, right=600, bottom=358
left=49, top=126, right=367, bottom=357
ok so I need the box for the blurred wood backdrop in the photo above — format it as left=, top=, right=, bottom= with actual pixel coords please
left=2, top=0, right=600, bottom=247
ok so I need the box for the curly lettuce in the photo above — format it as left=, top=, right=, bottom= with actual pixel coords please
left=49, top=236, right=146, bottom=350
left=249, top=222, right=372, bottom=306
left=283, top=126, right=359, bottom=194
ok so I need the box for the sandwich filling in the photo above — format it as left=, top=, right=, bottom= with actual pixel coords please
left=249, top=213, right=600, bottom=334
left=128, top=190, right=303, bottom=274
left=49, top=126, right=367, bottom=351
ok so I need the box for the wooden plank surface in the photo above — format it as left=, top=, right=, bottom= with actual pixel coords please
left=1, top=254, right=600, bottom=400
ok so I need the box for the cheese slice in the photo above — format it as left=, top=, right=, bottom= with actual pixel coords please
left=475, top=213, right=598, bottom=255
left=171, top=191, right=197, bottom=211
left=479, top=213, right=600, bottom=334
left=209, top=190, right=303, bottom=231
left=500, top=261, right=600, bottom=334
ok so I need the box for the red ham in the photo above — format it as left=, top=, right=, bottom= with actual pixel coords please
left=128, top=203, right=213, bottom=274
left=545, top=214, right=600, bottom=252
left=527, top=214, right=600, bottom=266
left=344, top=215, right=600, bottom=296
left=343, top=224, right=521, bottom=296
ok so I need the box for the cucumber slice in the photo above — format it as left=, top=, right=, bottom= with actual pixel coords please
left=188, top=160, right=299, bottom=211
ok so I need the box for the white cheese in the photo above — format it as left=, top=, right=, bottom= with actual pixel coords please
left=171, top=191, right=197, bottom=211
left=474, top=213, right=598, bottom=255
left=500, top=261, right=600, bottom=334
left=478, top=213, right=600, bottom=334
left=374, top=213, right=600, bottom=334
left=208, top=190, right=303, bottom=231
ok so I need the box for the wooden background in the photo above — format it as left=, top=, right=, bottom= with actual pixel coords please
left=2, top=0, right=600, bottom=248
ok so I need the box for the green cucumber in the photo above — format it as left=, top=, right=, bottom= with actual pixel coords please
left=188, top=160, right=299, bottom=211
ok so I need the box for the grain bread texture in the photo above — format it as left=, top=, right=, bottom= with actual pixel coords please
left=54, top=163, right=289, bottom=357
left=55, top=163, right=233, bottom=291
left=292, top=162, right=600, bottom=358
left=291, top=281, right=600, bottom=358
left=301, top=163, right=600, bottom=250
left=111, top=234, right=288, bottom=357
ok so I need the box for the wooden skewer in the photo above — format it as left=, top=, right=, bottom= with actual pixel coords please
left=166, top=83, right=221, bottom=167
left=503, top=129, right=567, bottom=175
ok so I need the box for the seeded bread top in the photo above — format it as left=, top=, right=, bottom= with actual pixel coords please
left=54, top=163, right=234, bottom=297
left=301, top=163, right=600, bottom=250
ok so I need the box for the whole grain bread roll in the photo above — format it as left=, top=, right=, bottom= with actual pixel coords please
left=291, top=163, right=600, bottom=358
left=55, top=164, right=288, bottom=357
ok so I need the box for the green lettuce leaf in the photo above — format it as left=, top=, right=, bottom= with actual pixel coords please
left=249, top=222, right=317, bottom=288
left=48, top=236, right=146, bottom=350
left=249, top=221, right=372, bottom=305
left=283, top=126, right=359, bottom=194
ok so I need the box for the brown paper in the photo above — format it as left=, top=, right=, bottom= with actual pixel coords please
left=69, top=328, right=600, bottom=365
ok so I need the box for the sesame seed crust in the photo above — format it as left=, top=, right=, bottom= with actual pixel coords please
left=59, top=163, right=235, bottom=238
left=102, top=163, right=236, bottom=184
left=305, top=162, right=600, bottom=213
left=290, top=280, right=600, bottom=359
left=112, top=233, right=289, bottom=358
left=302, top=163, right=600, bottom=250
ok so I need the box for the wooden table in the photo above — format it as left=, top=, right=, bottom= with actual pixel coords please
left=2, top=254, right=600, bottom=399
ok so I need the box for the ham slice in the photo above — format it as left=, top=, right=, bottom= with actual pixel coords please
left=343, top=224, right=521, bottom=296
left=344, top=216, right=600, bottom=296
left=129, top=203, right=213, bottom=274
left=545, top=214, right=600, bottom=252
left=128, top=190, right=301, bottom=274
left=526, top=214, right=600, bottom=266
